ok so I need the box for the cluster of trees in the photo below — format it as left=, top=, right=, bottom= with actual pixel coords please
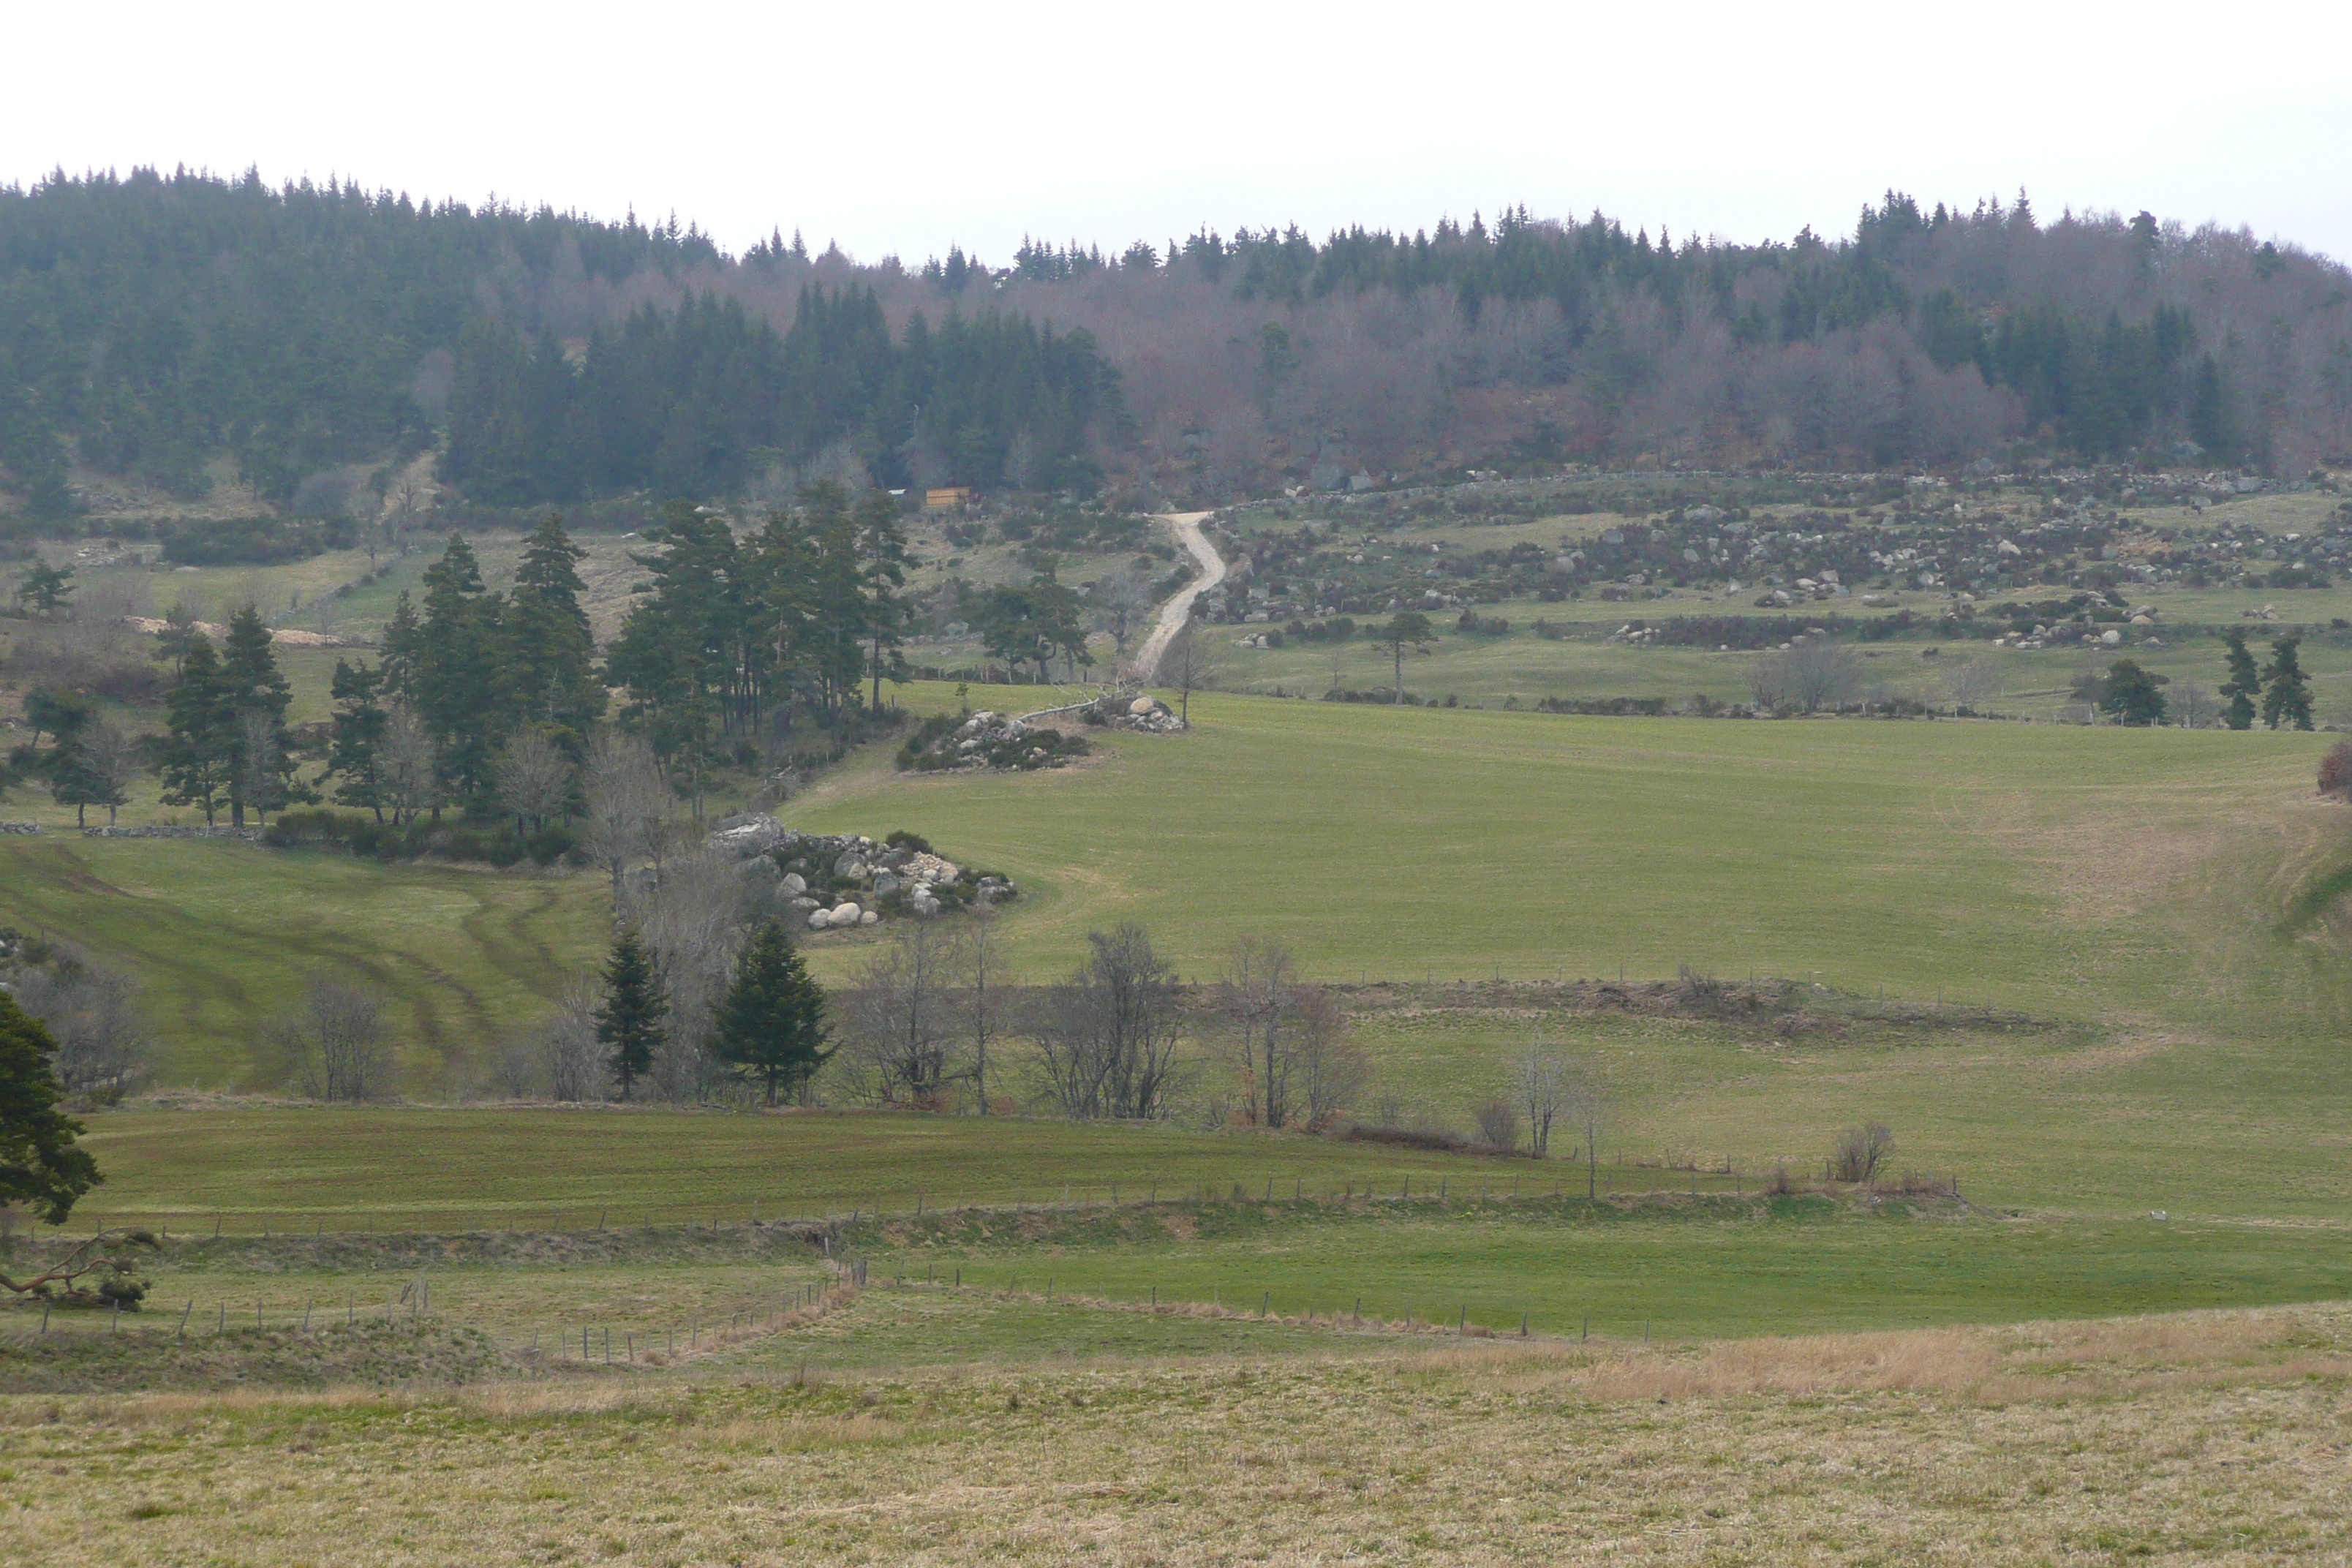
left=10, top=171, right=2348, bottom=529
left=602, top=486, right=908, bottom=780
left=2217, top=630, right=2313, bottom=730
left=444, top=290, right=1126, bottom=502
left=0, top=167, right=720, bottom=513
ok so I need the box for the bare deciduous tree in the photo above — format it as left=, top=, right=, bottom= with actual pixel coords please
left=622, top=848, right=755, bottom=1105
left=1942, top=656, right=1997, bottom=711
left=1089, top=567, right=1158, bottom=676
left=1030, top=923, right=1186, bottom=1120
left=1564, top=1057, right=1609, bottom=1199
left=1750, top=637, right=1862, bottom=712
left=1155, top=620, right=1221, bottom=724
left=274, top=979, right=393, bottom=1102
left=2175, top=676, right=2213, bottom=729
left=533, top=977, right=605, bottom=1101
left=1217, top=934, right=1294, bottom=1128
left=581, top=733, right=671, bottom=900
left=966, top=905, right=1001, bottom=1114
left=380, top=703, right=441, bottom=826
left=494, top=726, right=575, bottom=835
left=72, top=719, right=142, bottom=828
left=841, top=921, right=964, bottom=1105
left=11, top=948, right=150, bottom=1101
left=1291, top=984, right=1366, bottom=1126
left=1512, top=1034, right=1564, bottom=1156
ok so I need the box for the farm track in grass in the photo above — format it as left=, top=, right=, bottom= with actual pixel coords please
left=7, top=1300, right=2350, bottom=1565
left=0, top=840, right=608, bottom=1088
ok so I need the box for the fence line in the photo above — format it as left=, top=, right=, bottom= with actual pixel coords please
left=42, top=1158, right=1954, bottom=1241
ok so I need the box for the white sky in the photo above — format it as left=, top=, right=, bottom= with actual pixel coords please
left=7, top=1, right=2348, bottom=266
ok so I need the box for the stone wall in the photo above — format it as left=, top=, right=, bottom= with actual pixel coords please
left=0, top=821, right=39, bottom=834
left=80, top=824, right=265, bottom=840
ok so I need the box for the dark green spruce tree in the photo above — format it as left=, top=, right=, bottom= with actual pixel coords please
left=595, top=930, right=665, bottom=1101
left=711, top=918, right=830, bottom=1106
left=2219, top=630, right=2261, bottom=731
left=414, top=535, right=504, bottom=802
left=159, top=635, right=233, bottom=824
left=325, top=659, right=391, bottom=818
left=218, top=605, right=303, bottom=826
left=2261, top=637, right=2313, bottom=731
left=0, top=990, right=102, bottom=1224
left=502, top=511, right=605, bottom=743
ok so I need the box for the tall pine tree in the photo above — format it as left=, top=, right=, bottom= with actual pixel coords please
left=595, top=930, right=665, bottom=1101
left=414, top=534, right=504, bottom=801
left=159, top=635, right=233, bottom=824
left=711, top=918, right=830, bottom=1106
left=2261, top=637, right=2313, bottom=731
left=325, top=659, right=390, bottom=819
left=503, top=511, right=604, bottom=743
left=218, top=605, right=301, bottom=826
left=2219, top=629, right=2261, bottom=731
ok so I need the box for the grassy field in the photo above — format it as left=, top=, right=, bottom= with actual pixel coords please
left=64, top=1106, right=1618, bottom=1232
left=0, top=840, right=606, bottom=1088
left=5, top=1300, right=2347, bottom=1564
left=789, top=685, right=2341, bottom=1011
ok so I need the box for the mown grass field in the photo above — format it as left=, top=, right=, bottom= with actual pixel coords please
left=7, top=1300, right=2348, bottom=1564
left=0, top=840, right=606, bottom=1088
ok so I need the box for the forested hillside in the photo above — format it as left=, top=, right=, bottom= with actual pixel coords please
left=4, top=170, right=2349, bottom=532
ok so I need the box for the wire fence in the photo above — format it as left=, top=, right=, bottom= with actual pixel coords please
left=28, top=1156, right=1940, bottom=1240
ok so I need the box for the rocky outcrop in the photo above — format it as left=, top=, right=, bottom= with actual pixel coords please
left=704, top=818, right=1019, bottom=932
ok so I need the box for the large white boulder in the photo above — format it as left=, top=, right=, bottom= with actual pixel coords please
left=807, top=909, right=832, bottom=930
left=829, top=902, right=861, bottom=925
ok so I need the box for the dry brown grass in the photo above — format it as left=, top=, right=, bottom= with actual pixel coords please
left=6, top=1301, right=2349, bottom=1564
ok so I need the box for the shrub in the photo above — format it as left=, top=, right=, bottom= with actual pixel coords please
left=1762, top=1163, right=1796, bottom=1196
left=1472, top=1098, right=1522, bottom=1150
left=885, top=829, right=934, bottom=853
left=1829, top=1121, right=1896, bottom=1185
left=2319, top=740, right=2352, bottom=798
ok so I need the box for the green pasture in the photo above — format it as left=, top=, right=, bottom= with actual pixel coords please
left=791, top=685, right=2341, bottom=1016
left=65, top=1106, right=1593, bottom=1233
left=1209, top=600, right=2352, bottom=716
left=0, top=840, right=606, bottom=1087
left=837, top=1197, right=2352, bottom=1344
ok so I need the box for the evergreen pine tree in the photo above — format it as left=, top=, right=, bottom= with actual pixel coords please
left=710, top=918, right=830, bottom=1106
left=415, top=534, right=504, bottom=801
left=159, top=636, right=233, bottom=825
left=503, top=511, right=605, bottom=742
left=2261, top=636, right=2313, bottom=731
left=380, top=590, right=426, bottom=699
left=325, top=660, right=391, bottom=818
left=0, top=989, right=102, bottom=1224
left=595, top=930, right=665, bottom=1101
left=2219, top=629, right=2261, bottom=730
left=218, top=605, right=301, bottom=826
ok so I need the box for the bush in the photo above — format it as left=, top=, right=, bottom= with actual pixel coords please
left=885, top=829, right=934, bottom=853
left=157, top=515, right=355, bottom=566
left=1472, top=1098, right=1522, bottom=1150
left=2319, top=740, right=2352, bottom=798
left=1829, top=1121, right=1896, bottom=1185
left=525, top=824, right=578, bottom=864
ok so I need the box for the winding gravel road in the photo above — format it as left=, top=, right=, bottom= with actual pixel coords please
left=1131, top=511, right=1223, bottom=682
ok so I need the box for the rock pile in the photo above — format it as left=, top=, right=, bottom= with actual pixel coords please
left=897, top=711, right=1093, bottom=772
left=1082, top=693, right=1186, bottom=734
left=706, top=817, right=1019, bottom=932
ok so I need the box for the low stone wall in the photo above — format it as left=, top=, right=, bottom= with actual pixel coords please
left=0, top=821, right=39, bottom=834
left=80, top=824, right=265, bottom=841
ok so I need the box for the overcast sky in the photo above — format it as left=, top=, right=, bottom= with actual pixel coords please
left=7, top=1, right=2348, bottom=266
